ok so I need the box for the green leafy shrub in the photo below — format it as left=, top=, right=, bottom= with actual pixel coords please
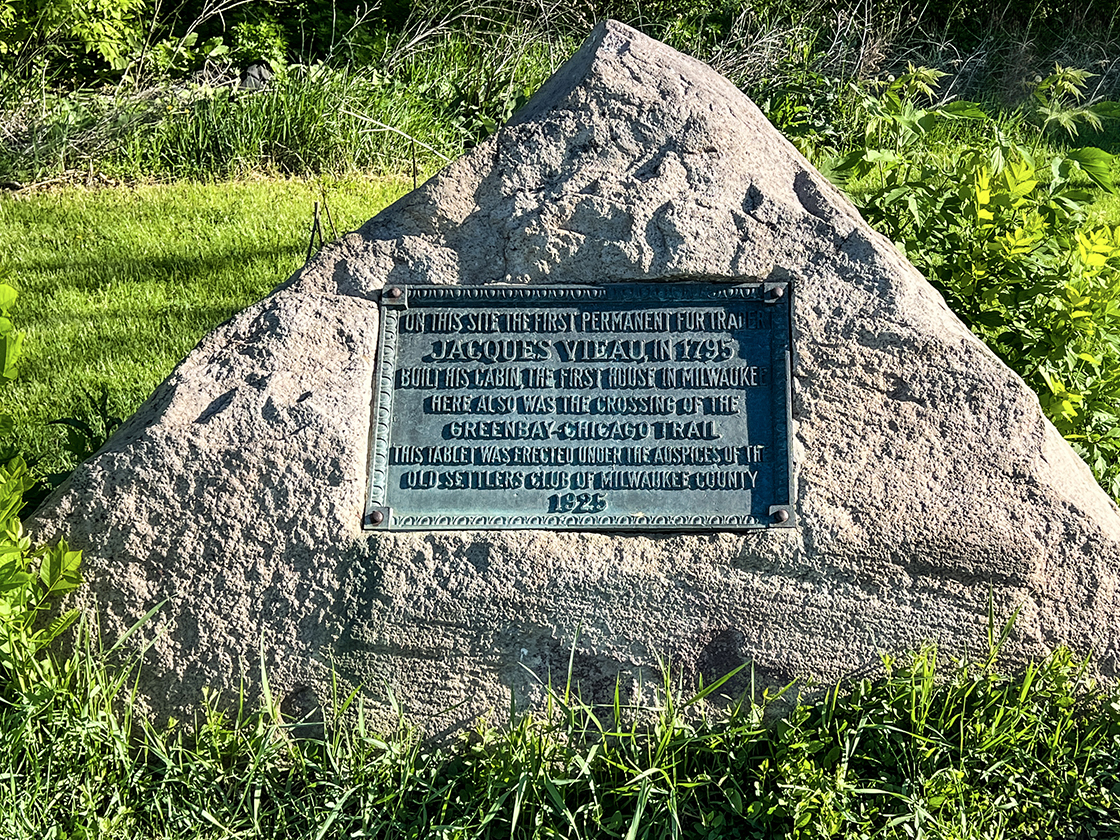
left=0, top=458, right=81, bottom=701
left=838, top=66, right=1120, bottom=499
left=0, top=284, right=82, bottom=702
left=229, top=10, right=289, bottom=66
left=758, top=68, right=850, bottom=160
left=0, top=0, right=148, bottom=76
left=148, top=30, right=229, bottom=76
left=0, top=283, right=23, bottom=441
left=1031, top=64, right=1120, bottom=142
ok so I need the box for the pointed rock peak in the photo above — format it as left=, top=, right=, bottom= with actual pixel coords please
left=30, top=23, right=1120, bottom=732
left=316, top=18, right=864, bottom=298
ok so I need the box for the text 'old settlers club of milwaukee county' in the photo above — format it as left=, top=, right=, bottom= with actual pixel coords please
left=365, top=284, right=794, bottom=531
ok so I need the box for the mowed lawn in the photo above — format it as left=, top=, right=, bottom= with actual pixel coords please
left=0, top=176, right=411, bottom=472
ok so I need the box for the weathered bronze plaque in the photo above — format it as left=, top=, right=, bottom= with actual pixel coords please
left=365, top=283, right=794, bottom=530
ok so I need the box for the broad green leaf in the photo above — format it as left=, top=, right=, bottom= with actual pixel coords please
left=862, top=149, right=902, bottom=165
left=39, top=542, right=82, bottom=594
left=941, top=100, right=987, bottom=120
left=0, top=569, right=32, bottom=591
left=1065, top=147, right=1117, bottom=194
left=915, top=111, right=939, bottom=133
left=0, top=331, right=22, bottom=379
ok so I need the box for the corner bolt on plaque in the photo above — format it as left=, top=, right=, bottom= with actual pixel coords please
left=365, top=283, right=794, bottom=530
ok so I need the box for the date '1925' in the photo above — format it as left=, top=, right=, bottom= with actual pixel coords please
left=548, top=492, right=608, bottom=514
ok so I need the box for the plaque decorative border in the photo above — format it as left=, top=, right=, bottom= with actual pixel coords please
left=367, top=304, right=399, bottom=507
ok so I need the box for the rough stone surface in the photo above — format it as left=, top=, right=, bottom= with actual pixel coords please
left=31, top=21, right=1120, bottom=733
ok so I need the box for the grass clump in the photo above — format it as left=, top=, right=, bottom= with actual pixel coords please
left=1, top=625, right=1118, bottom=838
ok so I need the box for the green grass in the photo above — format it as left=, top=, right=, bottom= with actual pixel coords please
left=2, top=620, right=1118, bottom=839
left=0, top=176, right=411, bottom=476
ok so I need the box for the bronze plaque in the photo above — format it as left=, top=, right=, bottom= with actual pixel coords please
left=365, top=283, right=794, bottom=530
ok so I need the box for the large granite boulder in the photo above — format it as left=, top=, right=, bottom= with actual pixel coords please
left=31, top=21, right=1120, bottom=733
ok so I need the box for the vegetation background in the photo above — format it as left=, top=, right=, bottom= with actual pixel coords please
left=2, top=0, right=1120, bottom=836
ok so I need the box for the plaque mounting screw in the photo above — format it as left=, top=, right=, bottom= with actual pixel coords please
left=772, top=509, right=790, bottom=524
left=369, top=510, right=385, bottom=525
left=386, top=287, right=403, bottom=300
left=767, top=286, right=785, bottom=300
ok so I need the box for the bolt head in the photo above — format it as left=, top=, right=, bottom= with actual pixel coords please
left=369, top=510, right=385, bottom=525
left=768, top=286, right=785, bottom=299
left=773, top=509, right=790, bottom=524
left=386, top=287, right=402, bottom=299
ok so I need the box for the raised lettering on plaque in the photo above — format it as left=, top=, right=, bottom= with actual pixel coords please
left=364, top=283, right=794, bottom=530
